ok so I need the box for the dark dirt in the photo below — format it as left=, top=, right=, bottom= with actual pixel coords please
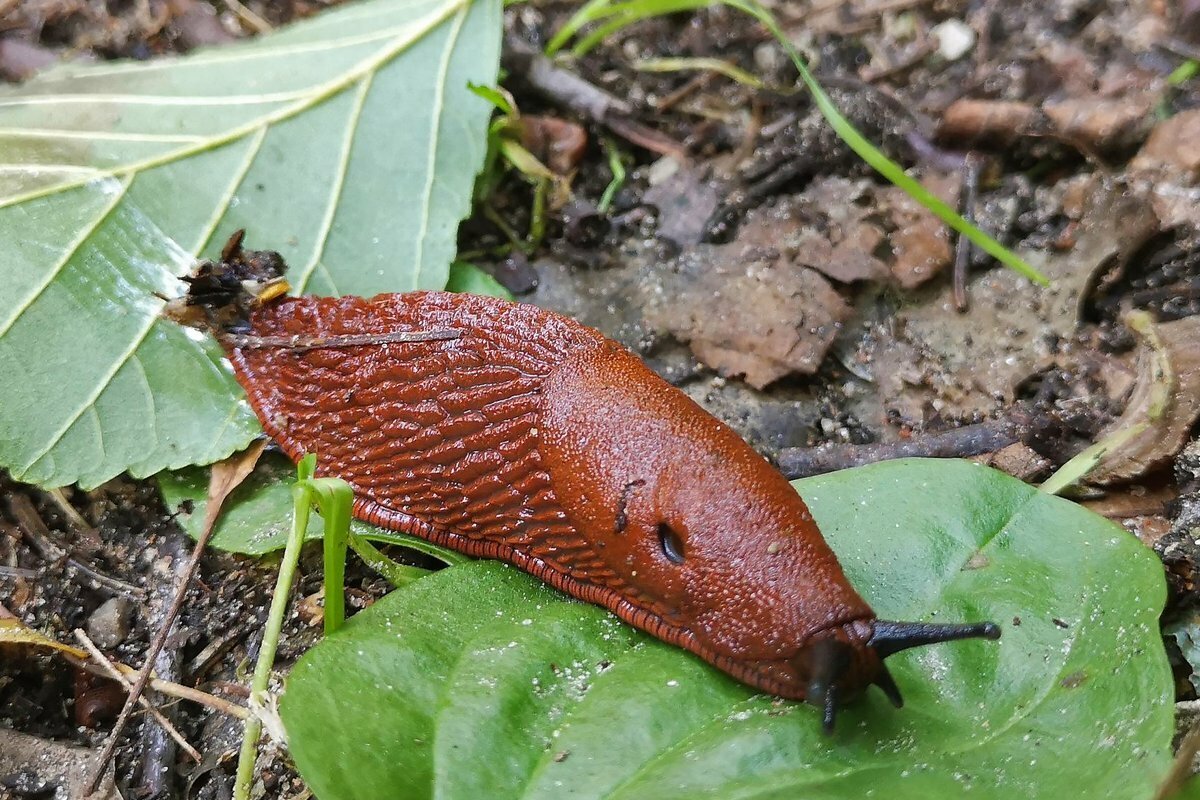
left=2, top=0, right=1200, bottom=797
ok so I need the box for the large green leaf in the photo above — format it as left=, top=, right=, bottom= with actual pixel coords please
left=0, top=0, right=501, bottom=489
left=280, top=459, right=1172, bottom=799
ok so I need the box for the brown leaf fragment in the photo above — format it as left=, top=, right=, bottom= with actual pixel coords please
left=971, top=442, right=1052, bottom=483
left=1042, top=94, right=1156, bottom=153
left=862, top=176, right=1160, bottom=420
left=878, top=172, right=959, bottom=289
left=204, top=438, right=268, bottom=537
left=1081, top=483, right=1176, bottom=524
left=941, top=89, right=1160, bottom=155
left=647, top=244, right=850, bottom=389
left=939, top=99, right=1038, bottom=144
left=771, top=177, right=891, bottom=284
left=1132, top=109, right=1200, bottom=180
left=1088, top=315, right=1200, bottom=485
left=519, top=115, right=587, bottom=176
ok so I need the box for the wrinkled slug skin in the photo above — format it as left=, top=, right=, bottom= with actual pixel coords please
left=226, top=291, right=878, bottom=700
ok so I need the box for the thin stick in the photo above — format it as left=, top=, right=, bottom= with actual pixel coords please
left=224, top=0, right=273, bottom=34
left=86, top=441, right=266, bottom=793
left=47, top=487, right=101, bottom=548
left=65, top=654, right=249, bottom=720
left=74, top=629, right=202, bottom=763
left=502, top=36, right=687, bottom=160
left=9, top=494, right=144, bottom=600
left=953, top=154, right=982, bottom=312
left=778, top=411, right=1028, bottom=479
left=222, top=328, right=463, bottom=351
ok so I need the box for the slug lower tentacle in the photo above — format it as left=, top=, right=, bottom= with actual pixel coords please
left=177, top=234, right=1000, bottom=731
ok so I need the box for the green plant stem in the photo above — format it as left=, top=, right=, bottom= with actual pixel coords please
left=232, top=480, right=314, bottom=800
left=599, top=136, right=627, bottom=213
left=528, top=177, right=548, bottom=248
left=307, top=476, right=353, bottom=635
left=349, top=534, right=430, bottom=587
left=544, top=0, right=614, bottom=55
left=1169, top=59, right=1198, bottom=86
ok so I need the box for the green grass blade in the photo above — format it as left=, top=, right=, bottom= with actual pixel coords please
left=545, top=0, right=617, bottom=56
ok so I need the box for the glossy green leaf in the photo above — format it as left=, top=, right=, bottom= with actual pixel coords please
left=280, top=459, right=1172, bottom=799
left=0, top=0, right=501, bottom=489
left=446, top=260, right=514, bottom=299
left=158, top=453, right=466, bottom=566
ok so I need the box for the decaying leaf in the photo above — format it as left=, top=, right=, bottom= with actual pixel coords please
left=876, top=172, right=959, bottom=289
left=0, top=618, right=89, bottom=659
left=1088, top=314, right=1200, bottom=485
left=1132, top=109, right=1200, bottom=180
left=646, top=214, right=851, bottom=388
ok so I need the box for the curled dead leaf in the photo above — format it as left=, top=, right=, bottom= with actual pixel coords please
left=519, top=115, right=587, bottom=176
left=1132, top=109, right=1200, bottom=181
left=647, top=246, right=849, bottom=389
left=1088, top=313, right=1200, bottom=485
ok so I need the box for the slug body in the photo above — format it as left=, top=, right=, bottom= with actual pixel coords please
left=199, top=241, right=998, bottom=729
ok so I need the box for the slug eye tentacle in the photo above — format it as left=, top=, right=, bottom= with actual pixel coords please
left=869, top=620, right=1001, bottom=660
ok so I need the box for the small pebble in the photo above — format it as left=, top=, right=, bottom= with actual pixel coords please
left=86, top=597, right=134, bottom=649
left=931, top=19, right=976, bottom=60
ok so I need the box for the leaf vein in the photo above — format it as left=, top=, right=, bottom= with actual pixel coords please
left=0, top=174, right=132, bottom=338
left=412, top=4, right=469, bottom=288
left=294, top=74, right=374, bottom=293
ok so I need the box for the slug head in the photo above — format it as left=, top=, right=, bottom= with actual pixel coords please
left=540, top=343, right=1000, bottom=730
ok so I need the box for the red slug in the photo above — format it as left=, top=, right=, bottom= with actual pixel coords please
left=181, top=234, right=999, bottom=731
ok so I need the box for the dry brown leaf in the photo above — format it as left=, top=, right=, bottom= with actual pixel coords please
left=0, top=617, right=89, bottom=659
left=1088, top=314, right=1200, bottom=485
left=203, top=438, right=268, bottom=537
left=647, top=245, right=850, bottom=389
left=878, top=172, right=959, bottom=289
left=1132, top=109, right=1200, bottom=180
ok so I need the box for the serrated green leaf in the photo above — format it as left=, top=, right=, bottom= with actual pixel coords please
left=280, top=459, right=1172, bottom=799
left=0, top=0, right=501, bottom=489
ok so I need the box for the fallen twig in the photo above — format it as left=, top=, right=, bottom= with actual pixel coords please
left=139, top=528, right=192, bottom=796
left=74, top=628, right=201, bottom=763
left=953, top=153, right=983, bottom=312
left=502, top=36, right=686, bottom=160
left=86, top=441, right=267, bottom=793
left=778, top=406, right=1036, bottom=479
left=65, top=653, right=249, bottom=720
